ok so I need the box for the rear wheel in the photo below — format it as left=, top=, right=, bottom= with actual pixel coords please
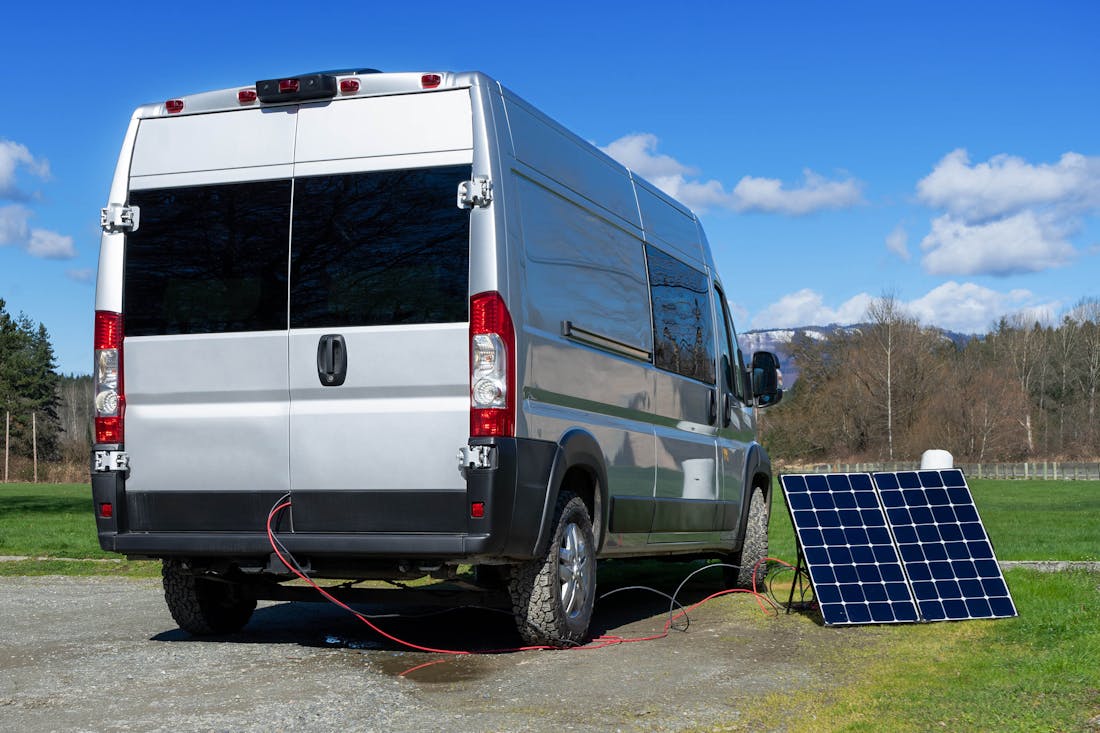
left=725, top=487, right=769, bottom=590
left=162, top=559, right=256, bottom=635
left=508, top=491, right=596, bottom=646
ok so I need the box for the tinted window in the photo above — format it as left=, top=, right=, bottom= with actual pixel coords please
left=646, top=245, right=715, bottom=384
left=715, top=288, right=745, bottom=400
left=290, top=166, right=470, bottom=328
left=125, top=180, right=291, bottom=336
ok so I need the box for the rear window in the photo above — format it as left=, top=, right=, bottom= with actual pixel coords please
left=125, top=180, right=290, bottom=336
left=290, top=166, right=470, bottom=328
left=122, top=165, right=470, bottom=336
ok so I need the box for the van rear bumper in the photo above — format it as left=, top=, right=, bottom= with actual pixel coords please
left=91, top=437, right=558, bottom=562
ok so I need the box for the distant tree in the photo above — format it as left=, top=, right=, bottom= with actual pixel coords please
left=0, top=299, right=61, bottom=460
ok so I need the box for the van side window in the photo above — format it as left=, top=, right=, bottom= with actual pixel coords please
left=715, top=289, right=745, bottom=401
left=124, top=180, right=291, bottom=337
left=645, top=244, right=716, bottom=384
left=290, top=165, right=471, bottom=329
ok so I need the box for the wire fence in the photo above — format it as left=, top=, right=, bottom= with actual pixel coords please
left=779, top=460, right=1100, bottom=481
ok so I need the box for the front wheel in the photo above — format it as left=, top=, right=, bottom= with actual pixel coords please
left=724, top=487, right=769, bottom=590
left=508, top=491, right=596, bottom=646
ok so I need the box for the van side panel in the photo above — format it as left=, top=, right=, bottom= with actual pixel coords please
left=503, top=107, right=657, bottom=553
left=504, top=96, right=641, bottom=230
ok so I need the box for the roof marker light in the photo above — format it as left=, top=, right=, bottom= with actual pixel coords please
left=421, top=73, right=442, bottom=89
left=279, top=78, right=300, bottom=93
left=339, top=78, right=360, bottom=94
left=165, top=99, right=184, bottom=114
left=238, top=89, right=258, bottom=104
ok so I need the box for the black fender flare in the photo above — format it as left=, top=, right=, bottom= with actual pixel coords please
left=531, top=429, right=608, bottom=556
left=737, top=443, right=773, bottom=546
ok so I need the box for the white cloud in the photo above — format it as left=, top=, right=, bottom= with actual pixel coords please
left=27, top=229, right=76, bottom=259
left=917, top=149, right=1100, bottom=222
left=750, top=288, right=873, bottom=329
left=600, top=133, right=863, bottom=215
left=908, top=281, right=1059, bottom=333
left=919, top=211, right=1075, bottom=276
left=731, top=170, right=864, bottom=215
left=0, top=140, right=50, bottom=199
left=0, top=203, right=76, bottom=260
left=751, top=283, right=1060, bottom=334
left=886, top=223, right=910, bottom=261
left=0, top=142, right=75, bottom=261
left=0, top=204, right=31, bottom=244
left=913, top=149, right=1100, bottom=278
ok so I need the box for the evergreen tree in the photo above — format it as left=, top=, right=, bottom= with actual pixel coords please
left=0, top=298, right=62, bottom=461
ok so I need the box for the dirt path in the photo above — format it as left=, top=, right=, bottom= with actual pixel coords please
left=0, top=573, right=867, bottom=732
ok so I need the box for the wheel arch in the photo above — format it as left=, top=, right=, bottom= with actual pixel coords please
left=532, top=429, right=608, bottom=556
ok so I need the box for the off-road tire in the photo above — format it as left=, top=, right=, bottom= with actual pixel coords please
left=162, top=559, right=256, bottom=635
left=508, top=491, right=596, bottom=646
left=725, top=487, right=769, bottom=590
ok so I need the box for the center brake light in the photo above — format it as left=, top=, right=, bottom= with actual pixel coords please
left=470, top=292, right=515, bottom=437
left=94, top=311, right=124, bottom=444
left=255, top=74, right=338, bottom=103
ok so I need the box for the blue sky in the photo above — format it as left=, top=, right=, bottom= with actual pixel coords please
left=2, top=1, right=1097, bottom=375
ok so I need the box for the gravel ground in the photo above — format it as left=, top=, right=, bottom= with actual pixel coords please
left=0, top=574, right=855, bottom=732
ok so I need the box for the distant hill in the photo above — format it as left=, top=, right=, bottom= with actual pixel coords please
left=738, top=324, right=973, bottom=386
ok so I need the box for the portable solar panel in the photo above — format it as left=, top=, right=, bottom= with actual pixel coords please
left=781, top=469, right=1016, bottom=626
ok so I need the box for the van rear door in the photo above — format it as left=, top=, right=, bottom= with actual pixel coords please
left=285, top=93, right=475, bottom=533
left=122, top=109, right=296, bottom=529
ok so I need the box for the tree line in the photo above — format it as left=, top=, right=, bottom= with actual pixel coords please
left=762, top=296, right=1100, bottom=464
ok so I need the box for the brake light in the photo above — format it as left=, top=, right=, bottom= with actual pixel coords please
left=238, top=89, right=258, bottom=104
left=165, top=99, right=184, bottom=114
left=94, top=311, right=124, bottom=444
left=470, top=292, right=515, bottom=437
left=339, top=78, right=360, bottom=94
left=421, top=73, right=442, bottom=89
left=279, top=79, right=300, bottom=93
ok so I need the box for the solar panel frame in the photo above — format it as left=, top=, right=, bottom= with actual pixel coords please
left=781, top=469, right=1017, bottom=626
left=873, top=469, right=1018, bottom=622
left=781, top=473, right=919, bottom=626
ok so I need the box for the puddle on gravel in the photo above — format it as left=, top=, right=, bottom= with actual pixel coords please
left=374, top=653, right=498, bottom=684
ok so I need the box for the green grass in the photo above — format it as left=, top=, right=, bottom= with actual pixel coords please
left=0, top=558, right=159, bottom=577
left=741, top=568, right=1100, bottom=732
left=768, top=477, right=1100, bottom=563
left=0, top=482, right=112, bottom=559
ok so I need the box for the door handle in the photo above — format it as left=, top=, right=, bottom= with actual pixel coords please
left=316, top=334, right=348, bottom=387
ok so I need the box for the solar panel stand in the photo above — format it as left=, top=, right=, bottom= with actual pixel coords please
left=785, top=537, right=810, bottom=615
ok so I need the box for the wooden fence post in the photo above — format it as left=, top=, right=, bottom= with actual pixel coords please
left=3, top=411, right=8, bottom=483
left=32, top=411, right=38, bottom=483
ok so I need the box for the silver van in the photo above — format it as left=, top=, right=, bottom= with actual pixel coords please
left=91, top=69, right=783, bottom=645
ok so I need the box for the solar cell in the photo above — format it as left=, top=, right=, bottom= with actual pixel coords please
left=780, top=469, right=1016, bottom=626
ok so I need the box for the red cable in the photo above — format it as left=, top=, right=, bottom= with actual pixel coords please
left=265, top=500, right=785, bottom=668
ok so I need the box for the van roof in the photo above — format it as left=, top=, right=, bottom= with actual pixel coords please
left=137, top=69, right=477, bottom=118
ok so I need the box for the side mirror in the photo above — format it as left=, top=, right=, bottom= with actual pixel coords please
left=750, top=351, right=783, bottom=408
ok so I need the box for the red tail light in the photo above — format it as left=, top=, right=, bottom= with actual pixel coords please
left=339, top=78, right=360, bottom=94
left=238, top=89, right=258, bottom=104
left=470, top=292, right=515, bottom=437
left=279, top=79, right=300, bottom=93
left=94, top=311, right=124, bottom=444
left=421, top=73, right=442, bottom=89
left=165, top=99, right=184, bottom=114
